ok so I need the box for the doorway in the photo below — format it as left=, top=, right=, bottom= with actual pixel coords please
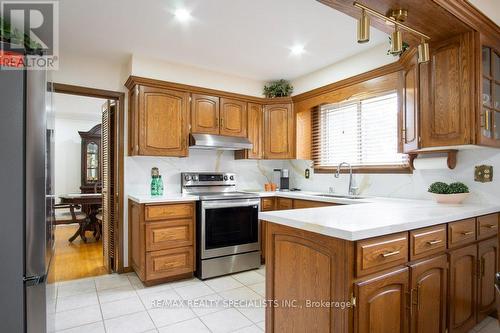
left=47, top=84, right=125, bottom=282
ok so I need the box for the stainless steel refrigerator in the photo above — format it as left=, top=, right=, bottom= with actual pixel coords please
left=0, top=53, right=55, bottom=333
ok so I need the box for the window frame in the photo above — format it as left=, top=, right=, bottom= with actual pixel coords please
left=311, top=91, right=411, bottom=174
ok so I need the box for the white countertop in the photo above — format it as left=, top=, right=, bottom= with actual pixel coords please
left=259, top=198, right=500, bottom=241
left=128, top=194, right=199, bottom=203
left=128, top=191, right=500, bottom=241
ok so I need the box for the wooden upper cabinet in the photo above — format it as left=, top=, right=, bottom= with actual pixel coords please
left=132, top=85, right=189, bottom=157
left=246, top=103, right=263, bottom=158
left=191, top=94, right=220, bottom=135
left=220, top=98, right=247, bottom=137
left=264, top=103, right=294, bottom=159
left=355, top=267, right=409, bottom=333
left=400, top=50, right=420, bottom=153
left=409, top=255, right=448, bottom=333
left=420, top=32, right=474, bottom=148
left=449, top=244, right=477, bottom=333
left=478, top=33, right=500, bottom=147
left=477, top=237, right=498, bottom=322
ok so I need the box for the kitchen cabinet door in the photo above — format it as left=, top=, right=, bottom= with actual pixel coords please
left=264, top=103, right=294, bottom=159
left=354, top=267, right=409, bottom=333
left=477, top=237, right=498, bottom=322
left=191, top=94, right=220, bottom=135
left=400, top=50, right=420, bottom=152
left=420, top=32, right=474, bottom=148
left=409, top=255, right=448, bottom=333
left=246, top=103, right=263, bottom=158
left=449, top=244, right=477, bottom=333
left=137, top=85, right=189, bottom=156
left=478, top=33, right=500, bottom=147
left=220, top=98, right=247, bottom=137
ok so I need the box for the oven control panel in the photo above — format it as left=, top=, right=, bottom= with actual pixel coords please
left=181, top=172, right=236, bottom=187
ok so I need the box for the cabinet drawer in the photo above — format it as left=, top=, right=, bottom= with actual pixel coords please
left=146, top=246, right=194, bottom=280
left=276, top=198, right=293, bottom=210
left=356, top=232, right=408, bottom=277
left=410, top=225, right=446, bottom=260
left=145, top=219, right=193, bottom=251
left=448, top=218, right=476, bottom=248
left=145, top=203, right=194, bottom=221
left=477, top=214, right=499, bottom=240
left=261, top=198, right=275, bottom=211
left=293, top=199, right=335, bottom=209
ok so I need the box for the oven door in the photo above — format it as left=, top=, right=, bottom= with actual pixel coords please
left=201, top=198, right=260, bottom=259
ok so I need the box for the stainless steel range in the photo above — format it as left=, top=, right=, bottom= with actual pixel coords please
left=181, top=172, right=261, bottom=279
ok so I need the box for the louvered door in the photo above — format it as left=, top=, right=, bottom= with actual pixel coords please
left=101, top=101, right=115, bottom=272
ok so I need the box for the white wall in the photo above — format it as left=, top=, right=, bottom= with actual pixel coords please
left=130, top=54, right=265, bottom=97
left=53, top=93, right=104, bottom=201
left=291, top=43, right=396, bottom=94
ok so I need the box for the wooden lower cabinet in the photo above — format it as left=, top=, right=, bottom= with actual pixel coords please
left=293, top=199, right=335, bottom=209
left=409, top=255, right=448, bottom=333
left=265, top=222, right=352, bottom=333
left=477, top=237, right=498, bottom=322
left=354, top=267, right=409, bottom=333
left=276, top=197, right=293, bottom=210
left=449, top=244, right=477, bottom=333
left=129, top=200, right=196, bottom=285
left=264, top=214, right=499, bottom=333
left=260, top=197, right=276, bottom=262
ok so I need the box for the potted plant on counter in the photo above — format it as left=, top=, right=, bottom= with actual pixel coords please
left=428, top=181, right=470, bottom=204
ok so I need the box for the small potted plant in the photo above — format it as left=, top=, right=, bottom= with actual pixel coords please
left=428, top=181, right=470, bottom=204
left=263, top=80, right=293, bottom=98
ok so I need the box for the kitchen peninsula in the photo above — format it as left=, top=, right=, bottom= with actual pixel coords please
left=259, top=198, right=500, bottom=333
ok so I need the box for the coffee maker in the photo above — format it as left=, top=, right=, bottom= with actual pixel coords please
left=280, top=169, right=290, bottom=191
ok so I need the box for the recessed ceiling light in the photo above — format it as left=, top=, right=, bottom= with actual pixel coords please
left=174, top=8, right=192, bottom=22
left=290, top=44, right=305, bottom=56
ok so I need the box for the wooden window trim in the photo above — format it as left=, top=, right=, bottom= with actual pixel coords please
left=314, top=165, right=412, bottom=174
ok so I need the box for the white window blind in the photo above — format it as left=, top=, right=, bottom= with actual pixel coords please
left=312, top=92, right=407, bottom=168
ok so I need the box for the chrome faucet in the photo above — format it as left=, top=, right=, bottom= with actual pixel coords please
left=334, top=162, right=357, bottom=196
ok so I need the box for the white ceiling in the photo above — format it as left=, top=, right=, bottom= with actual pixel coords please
left=58, top=0, right=388, bottom=81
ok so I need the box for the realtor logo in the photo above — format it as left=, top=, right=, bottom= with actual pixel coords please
left=0, top=1, right=59, bottom=69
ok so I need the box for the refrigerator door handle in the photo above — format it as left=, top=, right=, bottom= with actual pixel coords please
left=23, top=275, right=44, bottom=286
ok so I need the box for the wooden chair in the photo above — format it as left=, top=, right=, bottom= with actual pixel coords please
left=54, top=203, right=89, bottom=242
left=94, top=208, right=103, bottom=241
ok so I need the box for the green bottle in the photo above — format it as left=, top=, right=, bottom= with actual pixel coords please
left=151, top=175, right=158, bottom=196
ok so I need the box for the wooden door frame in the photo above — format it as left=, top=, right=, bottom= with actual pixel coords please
left=52, top=83, right=126, bottom=273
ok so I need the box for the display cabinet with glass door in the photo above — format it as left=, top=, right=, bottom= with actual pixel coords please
left=480, top=36, right=500, bottom=146
left=79, top=124, right=102, bottom=193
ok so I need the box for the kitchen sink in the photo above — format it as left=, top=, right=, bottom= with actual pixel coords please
left=313, top=194, right=365, bottom=200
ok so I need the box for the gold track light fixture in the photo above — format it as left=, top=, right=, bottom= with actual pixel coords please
left=354, top=1, right=431, bottom=63
left=357, top=9, right=370, bottom=43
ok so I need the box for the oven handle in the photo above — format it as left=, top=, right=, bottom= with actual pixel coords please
left=201, top=199, right=260, bottom=209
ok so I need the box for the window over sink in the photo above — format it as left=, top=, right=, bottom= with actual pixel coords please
left=312, top=91, right=409, bottom=173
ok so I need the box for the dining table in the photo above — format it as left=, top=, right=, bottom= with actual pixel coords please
left=59, top=193, right=102, bottom=242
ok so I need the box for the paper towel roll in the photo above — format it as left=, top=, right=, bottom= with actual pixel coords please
left=412, top=156, right=449, bottom=170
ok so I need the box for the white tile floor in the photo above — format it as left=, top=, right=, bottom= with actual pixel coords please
left=49, top=265, right=499, bottom=333
left=50, top=266, right=266, bottom=333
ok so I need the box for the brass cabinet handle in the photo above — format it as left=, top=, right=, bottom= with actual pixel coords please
left=427, top=239, right=442, bottom=245
left=220, top=118, right=224, bottom=128
left=485, top=110, right=490, bottom=131
left=461, top=231, right=474, bottom=236
left=381, top=250, right=400, bottom=258
left=483, top=224, right=497, bottom=229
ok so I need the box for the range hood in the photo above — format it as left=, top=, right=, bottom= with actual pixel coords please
left=189, top=133, right=253, bottom=150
